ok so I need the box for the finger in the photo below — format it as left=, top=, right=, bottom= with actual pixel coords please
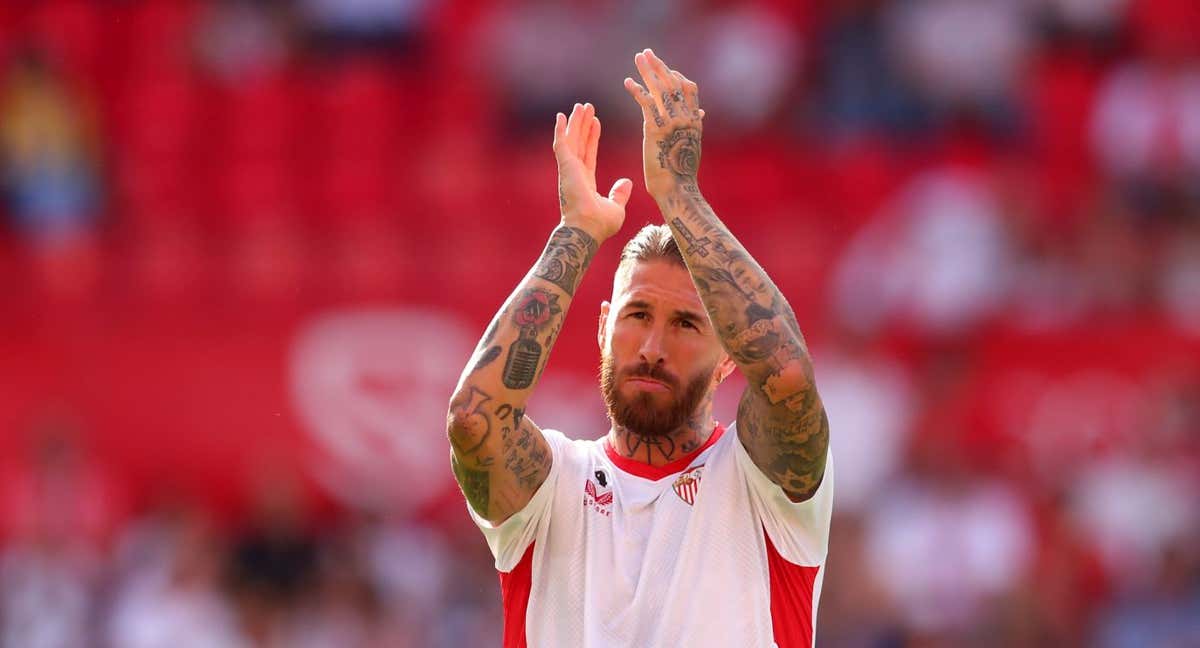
left=575, top=103, right=595, bottom=158
left=584, top=115, right=601, bottom=175
left=565, top=102, right=583, bottom=155
left=624, top=77, right=651, bottom=110
left=608, top=178, right=633, bottom=208
left=672, top=70, right=700, bottom=112
left=634, top=52, right=669, bottom=116
left=552, top=112, right=567, bottom=155
left=623, top=78, right=664, bottom=127
left=644, top=49, right=681, bottom=91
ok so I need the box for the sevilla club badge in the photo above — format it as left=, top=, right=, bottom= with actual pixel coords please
left=673, top=465, right=704, bottom=506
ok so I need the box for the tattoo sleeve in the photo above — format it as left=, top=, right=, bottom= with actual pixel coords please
left=653, top=130, right=828, bottom=501
left=447, top=225, right=599, bottom=521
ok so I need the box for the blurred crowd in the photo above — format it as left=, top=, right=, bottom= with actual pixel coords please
left=2, top=0, right=1199, bottom=647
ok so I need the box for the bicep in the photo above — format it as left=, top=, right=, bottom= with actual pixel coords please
left=735, top=383, right=829, bottom=503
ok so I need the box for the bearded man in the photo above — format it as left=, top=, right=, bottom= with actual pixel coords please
left=446, top=49, right=832, bottom=648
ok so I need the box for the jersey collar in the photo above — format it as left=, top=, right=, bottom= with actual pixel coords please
left=603, top=423, right=725, bottom=481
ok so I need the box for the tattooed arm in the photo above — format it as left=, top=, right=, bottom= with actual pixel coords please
left=447, top=103, right=633, bottom=524
left=623, top=50, right=828, bottom=502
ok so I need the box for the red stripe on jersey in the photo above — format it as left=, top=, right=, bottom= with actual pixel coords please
left=604, top=424, right=726, bottom=480
left=764, top=529, right=820, bottom=648
left=499, top=543, right=535, bottom=648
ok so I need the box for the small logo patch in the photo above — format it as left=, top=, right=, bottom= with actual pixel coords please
left=584, top=478, right=613, bottom=516
left=673, top=465, right=704, bottom=506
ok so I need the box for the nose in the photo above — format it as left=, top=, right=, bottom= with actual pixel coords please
left=638, top=324, right=667, bottom=367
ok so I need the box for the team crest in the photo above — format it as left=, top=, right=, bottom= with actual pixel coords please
left=673, top=465, right=704, bottom=506
left=584, top=477, right=613, bottom=516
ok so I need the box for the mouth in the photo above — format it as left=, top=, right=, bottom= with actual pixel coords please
left=624, top=377, right=672, bottom=392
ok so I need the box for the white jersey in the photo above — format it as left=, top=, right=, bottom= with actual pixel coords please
left=469, top=422, right=834, bottom=647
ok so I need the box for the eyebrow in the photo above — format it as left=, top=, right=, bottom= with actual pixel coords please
left=622, top=300, right=707, bottom=328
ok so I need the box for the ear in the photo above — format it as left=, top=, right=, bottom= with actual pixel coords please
left=714, top=353, right=737, bottom=385
left=598, top=301, right=610, bottom=351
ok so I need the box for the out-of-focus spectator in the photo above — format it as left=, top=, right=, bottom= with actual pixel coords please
left=818, top=0, right=924, bottom=139
left=0, top=48, right=100, bottom=243
left=674, top=0, right=801, bottom=136
left=864, top=433, right=1036, bottom=640
left=475, top=0, right=610, bottom=132
left=1068, top=452, right=1199, bottom=587
left=108, top=508, right=248, bottom=648
left=0, top=534, right=97, bottom=648
left=0, top=414, right=122, bottom=648
left=1157, top=220, right=1200, bottom=332
left=832, top=166, right=1014, bottom=336
left=1093, top=533, right=1200, bottom=647
left=1090, top=0, right=1200, bottom=211
left=300, top=0, right=435, bottom=60
left=1041, top=0, right=1131, bottom=37
left=0, top=46, right=102, bottom=297
left=818, top=327, right=916, bottom=513
left=229, top=472, right=318, bottom=610
left=0, top=413, right=127, bottom=554
left=886, top=0, right=1033, bottom=136
left=196, top=0, right=291, bottom=83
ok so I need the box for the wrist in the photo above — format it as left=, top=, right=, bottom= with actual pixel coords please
left=651, top=179, right=702, bottom=205
left=558, top=217, right=610, bottom=246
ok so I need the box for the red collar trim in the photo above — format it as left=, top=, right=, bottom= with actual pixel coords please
left=604, top=423, right=725, bottom=480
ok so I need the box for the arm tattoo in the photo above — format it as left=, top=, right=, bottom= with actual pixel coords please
left=502, top=288, right=561, bottom=389
left=452, top=455, right=490, bottom=516
left=533, top=226, right=598, bottom=296
left=654, top=153, right=828, bottom=499
left=473, top=345, right=502, bottom=372
left=656, top=128, right=701, bottom=180
left=450, top=225, right=593, bottom=520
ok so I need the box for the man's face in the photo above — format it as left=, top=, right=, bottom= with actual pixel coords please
left=599, top=260, right=731, bottom=438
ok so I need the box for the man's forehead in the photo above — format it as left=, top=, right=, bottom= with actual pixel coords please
left=612, top=260, right=703, bottom=310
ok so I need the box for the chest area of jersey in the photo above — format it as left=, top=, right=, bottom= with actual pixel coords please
left=581, top=463, right=707, bottom=518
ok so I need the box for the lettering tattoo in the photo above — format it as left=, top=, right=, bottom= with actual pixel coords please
left=533, top=226, right=598, bottom=296
left=661, top=91, right=678, bottom=118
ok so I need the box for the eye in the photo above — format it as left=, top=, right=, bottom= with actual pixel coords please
left=628, top=311, right=649, bottom=320
left=678, top=319, right=698, bottom=330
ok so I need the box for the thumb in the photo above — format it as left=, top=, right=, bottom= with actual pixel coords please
left=608, top=178, right=633, bottom=207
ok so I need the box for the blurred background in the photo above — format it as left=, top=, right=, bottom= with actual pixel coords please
left=0, top=0, right=1198, bottom=646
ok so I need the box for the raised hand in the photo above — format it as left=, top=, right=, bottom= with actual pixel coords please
left=553, top=102, right=633, bottom=243
left=622, top=49, right=704, bottom=199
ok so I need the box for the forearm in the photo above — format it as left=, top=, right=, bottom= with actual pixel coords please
left=453, top=224, right=598, bottom=400
left=658, top=185, right=828, bottom=499
left=656, top=185, right=810, bottom=388
left=447, top=224, right=598, bottom=515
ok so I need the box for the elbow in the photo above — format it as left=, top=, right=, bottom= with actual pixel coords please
left=446, top=405, right=490, bottom=456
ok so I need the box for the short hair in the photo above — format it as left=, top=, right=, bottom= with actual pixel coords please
left=618, top=224, right=686, bottom=271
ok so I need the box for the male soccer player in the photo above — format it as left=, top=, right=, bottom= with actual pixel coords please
left=447, top=49, right=832, bottom=647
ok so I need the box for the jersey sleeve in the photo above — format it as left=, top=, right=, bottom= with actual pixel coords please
left=466, top=427, right=570, bottom=572
left=731, top=422, right=835, bottom=566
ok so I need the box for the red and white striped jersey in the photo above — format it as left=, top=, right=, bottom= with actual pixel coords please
left=469, top=422, right=835, bottom=647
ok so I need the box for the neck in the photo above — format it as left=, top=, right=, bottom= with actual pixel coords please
left=606, top=393, right=715, bottom=466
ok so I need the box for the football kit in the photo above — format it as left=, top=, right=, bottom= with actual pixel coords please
left=469, top=422, right=834, bottom=647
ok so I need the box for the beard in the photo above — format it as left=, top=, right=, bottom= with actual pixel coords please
left=600, top=354, right=713, bottom=439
